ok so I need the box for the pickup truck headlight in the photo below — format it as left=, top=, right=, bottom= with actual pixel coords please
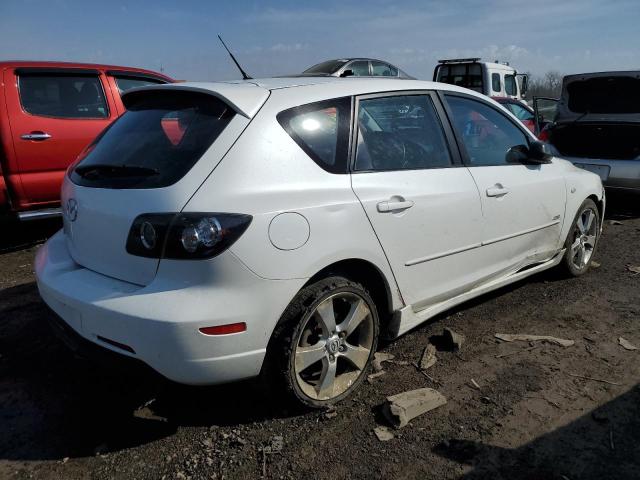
left=126, top=213, right=252, bottom=259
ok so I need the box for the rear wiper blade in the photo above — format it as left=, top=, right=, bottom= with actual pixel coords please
left=75, top=164, right=159, bottom=179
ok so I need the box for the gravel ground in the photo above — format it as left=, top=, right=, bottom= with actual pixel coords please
left=1, top=195, right=639, bottom=480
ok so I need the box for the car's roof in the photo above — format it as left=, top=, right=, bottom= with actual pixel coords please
left=124, top=76, right=490, bottom=119
left=0, top=60, right=173, bottom=81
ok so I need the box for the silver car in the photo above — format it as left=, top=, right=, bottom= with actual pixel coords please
left=301, top=58, right=414, bottom=79
left=534, top=71, right=640, bottom=193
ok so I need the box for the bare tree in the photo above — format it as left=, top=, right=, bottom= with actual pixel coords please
left=525, top=71, right=563, bottom=99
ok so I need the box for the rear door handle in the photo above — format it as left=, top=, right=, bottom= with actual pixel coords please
left=21, top=131, right=52, bottom=141
left=486, top=184, right=510, bottom=197
left=377, top=199, right=414, bottom=212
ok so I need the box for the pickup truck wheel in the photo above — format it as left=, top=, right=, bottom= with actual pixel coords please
left=561, top=198, right=600, bottom=277
left=264, top=276, right=379, bottom=409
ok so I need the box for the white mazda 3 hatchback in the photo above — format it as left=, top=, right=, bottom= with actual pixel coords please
left=36, top=77, right=604, bottom=407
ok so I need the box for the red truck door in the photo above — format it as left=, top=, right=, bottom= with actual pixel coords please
left=3, top=67, right=117, bottom=208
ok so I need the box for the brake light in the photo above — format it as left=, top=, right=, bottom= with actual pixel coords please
left=126, top=212, right=252, bottom=259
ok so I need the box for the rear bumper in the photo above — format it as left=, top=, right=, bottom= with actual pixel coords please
left=35, top=231, right=304, bottom=385
left=568, top=157, right=640, bottom=191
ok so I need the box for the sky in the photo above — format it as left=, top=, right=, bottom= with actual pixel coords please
left=1, top=0, right=639, bottom=82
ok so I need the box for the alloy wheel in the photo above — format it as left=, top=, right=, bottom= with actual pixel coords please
left=294, top=292, right=375, bottom=401
left=569, top=207, right=598, bottom=270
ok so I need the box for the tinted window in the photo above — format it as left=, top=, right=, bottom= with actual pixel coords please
left=371, top=61, right=397, bottom=77
left=19, top=74, right=108, bottom=118
left=346, top=61, right=370, bottom=76
left=71, top=91, right=234, bottom=189
left=436, top=63, right=483, bottom=92
left=115, top=77, right=165, bottom=93
left=492, top=73, right=501, bottom=92
left=509, top=102, right=534, bottom=121
left=445, top=95, right=529, bottom=166
left=355, top=95, right=452, bottom=171
left=505, top=75, right=517, bottom=96
left=277, top=97, right=351, bottom=174
left=303, top=60, right=348, bottom=75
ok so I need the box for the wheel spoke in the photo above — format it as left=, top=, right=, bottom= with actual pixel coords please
left=584, top=234, right=597, bottom=248
left=576, top=245, right=585, bottom=266
left=337, top=299, right=369, bottom=336
left=315, top=298, right=336, bottom=334
left=570, top=237, right=581, bottom=254
left=342, top=343, right=370, bottom=370
left=317, top=358, right=337, bottom=399
left=295, top=342, right=326, bottom=372
left=584, top=210, right=594, bottom=232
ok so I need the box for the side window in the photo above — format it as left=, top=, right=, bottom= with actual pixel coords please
left=115, top=77, right=165, bottom=93
left=277, top=97, right=351, bottom=174
left=510, top=103, right=534, bottom=121
left=491, top=73, right=501, bottom=93
left=505, top=75, right=517, bottom=96
left=355, top=94, right=452, bottom=171
left=371, top=61, right=397, bottom=77
left=346, top=61, right=370, bottom=76
left=18, top=74, right=109, bottom=118
left=445, top=95, right=529, bottom=166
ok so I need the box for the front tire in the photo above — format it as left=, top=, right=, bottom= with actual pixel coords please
left=560, top=198, right=600, bottom=276
left=264, top=276, right=379, bottom=409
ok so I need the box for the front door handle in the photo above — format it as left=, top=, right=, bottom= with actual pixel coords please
left=377, top=199, right=414, bottom=212
left=21, top=131, right=52, bottom=141
left=486, top=184, right=510, bottom=197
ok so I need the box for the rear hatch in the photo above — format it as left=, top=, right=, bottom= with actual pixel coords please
left=551, top=72, right=640, bottom=160
left=62, top=83, right=268, bottom=285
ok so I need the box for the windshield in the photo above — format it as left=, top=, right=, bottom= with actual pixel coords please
left=567, top=76, right=640, bottom=114
left=70, top=91, right=234, bottom=189
left=435, top=63, right=483, bottom=92
left=303, top=60, right=348, bottom=75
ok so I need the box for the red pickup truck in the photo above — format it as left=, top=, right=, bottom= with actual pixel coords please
left=0, top=61, right=173, bottom=221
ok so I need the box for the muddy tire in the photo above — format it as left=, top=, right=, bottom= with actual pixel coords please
left=263, top=276, right=379, bottom=409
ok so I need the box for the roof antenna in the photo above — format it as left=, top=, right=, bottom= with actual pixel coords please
left=217, top=35, right=252, bottom=80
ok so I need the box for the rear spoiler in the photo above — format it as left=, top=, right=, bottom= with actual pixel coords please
left=121, top=82, right=270, bottom=119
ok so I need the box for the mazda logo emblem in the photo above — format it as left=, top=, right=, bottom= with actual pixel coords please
left=66, top=198, right=78, bottom=222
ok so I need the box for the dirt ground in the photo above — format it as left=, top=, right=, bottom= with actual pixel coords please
left=1, top=194, right=639, bottom=480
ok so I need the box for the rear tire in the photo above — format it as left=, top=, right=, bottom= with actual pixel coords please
left=263, top=276, right=379, bottom=409
left=560, top=198, right=600, bottom=277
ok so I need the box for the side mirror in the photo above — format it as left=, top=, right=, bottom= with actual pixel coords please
left=506, top=144, right=530, bottom=164
left=340, top=69, right=354, bottom=78
left=506, top=141, right=555, bottom=164
left=521, top=75, right=528, bottom=96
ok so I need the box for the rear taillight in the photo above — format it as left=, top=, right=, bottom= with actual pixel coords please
left=126, top=213, right=252, bottom=259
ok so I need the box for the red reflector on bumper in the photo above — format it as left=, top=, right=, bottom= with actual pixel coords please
left=199, top=322, right=246, bottom=335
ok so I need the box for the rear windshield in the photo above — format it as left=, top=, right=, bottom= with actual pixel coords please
left=70, top=91, right=234, bottom=189
left=303, top=60, right=348, bottom=75
left=567, top=76, right=640, bottom=114
left=435, top=63, right=483, bottom=92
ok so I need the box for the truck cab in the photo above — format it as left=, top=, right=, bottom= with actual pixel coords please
left=0, top=61, right=173, bottom=221
left=433, top=58, right=528, bottom=100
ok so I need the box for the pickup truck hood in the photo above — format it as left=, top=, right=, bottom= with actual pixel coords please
left=555, top=71, right=640, bottom=124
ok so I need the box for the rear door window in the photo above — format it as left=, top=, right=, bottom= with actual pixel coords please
left=18, top=74, right=108, bottom=118
left=70, top=91, right=234, bottom=189
left=355, top=94, right=452, bottom=171
left=277, top=97, right=351, bottom=173
left=371, top=61, right=397, bottom=77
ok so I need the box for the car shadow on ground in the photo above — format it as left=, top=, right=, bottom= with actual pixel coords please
left=0, top=217, right=61, bottom=254
left=433, top=383, right=640, bottom=479
left=0, top=282, right=296, bottom=462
